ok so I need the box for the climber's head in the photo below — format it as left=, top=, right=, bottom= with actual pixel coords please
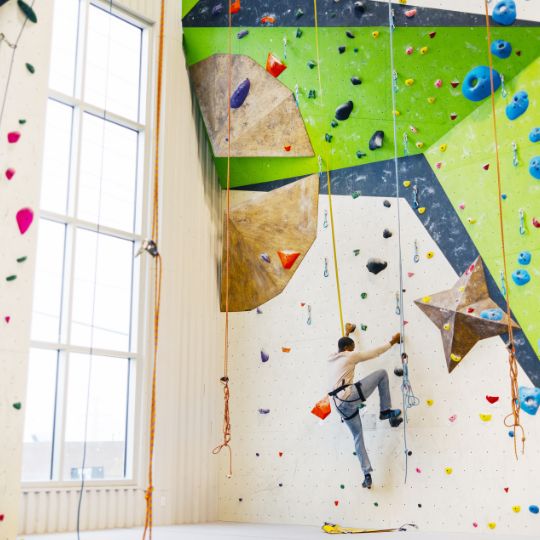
left=338, top=336, right=355, bottom=352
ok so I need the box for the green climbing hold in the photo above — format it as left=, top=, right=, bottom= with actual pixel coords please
left=296, top=28, right=303, bottom=38
left=353, top=249, right=360, bottom=256
left=331, top=120, right=338, bottom=128
left=17, top=0, right=37, bottom=23
left=356, top=150, right=366, bottom=159
left=12, top=402, right=22, bottom=410
left=6, top=275, right=17, bottom=282
left=295, top=8, right=304, bottom=18
left=374, top=502, right=379, bottom=507
left=307, top=60, right=317, bottom=69
left=325, top=133, right=333, bottom=143
left=361, top=292, right=367, bottom=299
left=19, top=119, right=26, bottom=124
left=351, top=191, right=361, bottom=199
left=25, top=63, right=35, bottom=74
left=308, top=89, right=316, bottom=99
left=361, top=324, right=368, bottom=331
left=16, top=256, right=27, bottom=263
left=340, top=484, right=345, bottom=489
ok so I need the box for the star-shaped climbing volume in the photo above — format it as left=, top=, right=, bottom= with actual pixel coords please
left=414, top=257, right=519, bottom=373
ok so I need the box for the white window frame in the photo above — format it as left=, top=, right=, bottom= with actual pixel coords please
left=24, top=0, right=156, bottom=488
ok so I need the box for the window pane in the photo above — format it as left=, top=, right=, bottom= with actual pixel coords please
left=22, top=349, right=58, bottom=482
left=78, top=113, right=139, bottom=232
left=63, top=354, right=131, bottom=480
left=84, top=5, right=143, bottom=121
left=49, top=0, right=80, bottom=95
left=31, top=220, right=66, bottom=342
left=71, top=230, right=136, bottom=351
left=41, top=100, right=73, bottom=214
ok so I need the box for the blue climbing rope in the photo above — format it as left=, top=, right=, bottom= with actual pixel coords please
left=387, top=0, right=419, bottom=484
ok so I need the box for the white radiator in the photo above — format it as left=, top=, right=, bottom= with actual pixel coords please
left=19, top=487, right=146, bottom=535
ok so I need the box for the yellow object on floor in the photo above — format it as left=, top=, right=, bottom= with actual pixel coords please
left=322, top=522, right=408, bottom=534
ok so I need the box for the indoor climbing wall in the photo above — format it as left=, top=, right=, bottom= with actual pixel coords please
left=182, top=0, right=540, bottom=534
left=0, top=2, right=53, bottom=538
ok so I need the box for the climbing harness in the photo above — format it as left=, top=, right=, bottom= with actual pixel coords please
left=483, top=0, right=525, bottom=457
left=328, top=381, right=367, bottom=422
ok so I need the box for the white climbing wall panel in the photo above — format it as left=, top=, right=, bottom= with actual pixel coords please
left=218, top=190, right=540, bottom=535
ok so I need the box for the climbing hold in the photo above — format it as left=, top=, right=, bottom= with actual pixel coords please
left=483, top=163, right=490, bottom=171
left=530, top=128, right=540, bottom=143
left=277, top=250, right=300, bottom=269
left=409, top=125, right=418, bottom=134
left=16, top=208, right=34, bottom=235
left=492, top=0, right=516, bottom=26
left=394, top=367, right=403, bottom=376
left=426, top=251, right=434, bottom=259
left=5, top=168, right=15, bottom=180
left=393, top=110, right=400, bottom=116
left=278, top=452, right=283, bottom=457
left=351, top=76, right=362, bottom=86
left=449, top=414, right=457, bottom=422
left=258, top=408, right=270, bottom=414
left=265, top=53, right=286, bottom=78
left=487, top=523, right=496, bottom=530
left=403, top=180, right=411, bottom=188
left=17, top=0, right=37, bottom=23
left=307, top=60, right=317, bottom=69
left=467, top=218, right=477, bottom=224
left=405, top=78, right=414, bottom=87
left=427, top=96, right=436, bottom=104
left=281, top=347, right=291, bottom=353
left=491, top=40, right=512, bottom=59
left=518, top=251, right=531, bottom=265
left=335, top=101, right=353, bottom=121
left=434, top=79, right=442, bottom=88
left=325, top=133, right=333, bottom=143
left=230, top=0, right=240, bottom=13
left=429, top=31, right=437, bottom=39
left=480, top=308, right=504, bottom=321
left=5, top=316, right=11, bottom=323
left=307, top=89, right=316, bottom=99
left=407, top=272, right=414, bottom=278
left=260, top=15, right=276, bottom=25
left=450, top=80, right=460, bottom=89
left=415, top=141, right=424, bottom=149
left=354, top=249, right=361, bottom=257
left=439, top=144, right=447, bottom=152
left=450, top=353, right=462, bottom=363
left=237, top=30, right=249, bottom=39
left=445, top=467, right=453, bottom=475
left=405, top=46, right=413, bottom=55
left=338, top=45, right=346, bottom=54
left=296, top=28, right=303, bottom=38
left=351, top=191, right=361, bottom=199
left=506, top=91, right=529, bottom=120
left=19, top=118, right=26, bottom=124
left=512, top=506, right=521, bottom=513
left=12, top=402, right=21, bottom=410
left=383, top=200, right=391, bottom=208
left=260, top=350, right=269, bottom=363
left=356, top=150, right=366, bottom=159
left=334, top=501, right=339, bottom=507
left=405, top=8, right=417, bottom=17
left=372, top=31, right=379, bottom=39
left=443, top=323, right=450, bottom=331
left=529, top=505, right=540, bottom=514
left=529, top=157, right=540, bottom=180
left=416, top=468, right=421, bottom=473
left=486, top=395, right=499, bottom=404
left=533, top=217, right=540, bottom=228
left=283, top=145, right=291, bottom=152
left=420, top=46, right=428, bottom=55
left=383, top=229, right=392, bottom=239
left=346, top=31, right=355, bottom=39
left=369, top=131, right=384, bottom=150
left=25, top=63, right=35, bottom=74
left=230, top=79, right=250, bottom=108
left=374, top=502, right=379, bottom=507
left=426, top=399, right=434, bottom=406
left=462, top=66, right=501, bottom=101
left=512, top=269, right=530, bottom=286
left=473, top=523, right=478, bottom=528
left=331, top=120, right=339, bottom=128
left=360, top=292, right=367, bottom=299
left=422, top=296, right=431, bottom=303
left=479, top=414, right=492, bottom=422
left=366, top=258, right=387, bottom=275
left=295, top=7, right=304, bottom=18
left=260, top=253, right=271, bottom=263
left=211, top=3, right=223, bottom=15
left=354, top=1, right=365, bottom=14
left=340, top=484, right=345, bottom=489
left=7, top=131, right=21, bottom=143
left=435, top=162, right=442, bottom=170
left=360, top=324, right=368, bottom=331
left=6, top=275, right=17, bottom=282
left=450, top=112, right=457, bottom=120
left=504, top=487, right=509, bottom=493
left=519, top=386, right=540, bottom=415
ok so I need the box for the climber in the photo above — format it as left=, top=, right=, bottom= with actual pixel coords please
left=328, top=324, right=403, bottom=489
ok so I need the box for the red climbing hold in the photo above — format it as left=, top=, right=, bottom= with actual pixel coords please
left=334, top=500, right=339, bottom=507
left=486, top=395, right=499, bottom=404
left=284, top=145, right=292, bottom=152
left=277, top=249, right=300, bottom=269
left=7, top=131, right=21, bottom=143
left=516, top=50, right=522, bottom=56
left=504, top=487, right=509, bottom=493
left=483, top=163, right=490, bottom=171
left=0, top=514, right=4, bottom=522
left=407, top=272, right=414, bottom=278
left=450, top=113, right=458, bottom=121
left=429, top=31, right=437, bottom=39
left=261, top=15, right=276, bottom=25
left=278, top=451, right=283, bottom=457
left=451, top=80, right=460, bottom=88
left=266, top=53, right=287, bottom=78
left=467, top=307, right=475, bottom=313
left=230, top=0, right=240, bottom=13
left=5, top=168, right=15, bottom=180
left=405, top=8, right=417, bottom=17
left=532, top=217, right=540, bottom=228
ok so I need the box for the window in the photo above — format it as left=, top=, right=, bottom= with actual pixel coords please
left=22, top=0, right=149, bottom=483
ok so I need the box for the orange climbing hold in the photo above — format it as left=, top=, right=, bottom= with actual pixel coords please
left=284, top=145, right=292, bottom=152
left=266, top=53, right=287, bottom=77
left=261, top=15, right=276, bottom=24
left=277, top=249, right=300, bottom=269
left=282, top=347, right=291, bottom=353
left=230, top=0, right=240, bottom=13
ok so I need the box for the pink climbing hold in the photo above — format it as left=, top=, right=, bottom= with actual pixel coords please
left=449, top=414, right=457, bottom=422
left=435, top=162, right=442, bottom=169
left=532, top=217, right=540, bottom=228
left=407, top=272, right=414, bottom=278
left=4, top=316, right=11, bottom=323
left=473, top=523, right=478, bottom=528
left=434, top=79, right=443, bottom=88
left=7, top=131, right=21, bottom=143
left=405, top=46, right=414, bottom=55
left=416, top=468, right=421, bottom=473
left=16, top=208, right=34, bottom=235
left=5, top=168, right=15, bottom=180
left=405, top=8, right=417, bottom=17
left=458, top=203, right=465, bottom=210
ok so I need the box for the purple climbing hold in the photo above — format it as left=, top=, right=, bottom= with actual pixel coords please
left=338, top=45, right=346, bottom=54
left=366, top=258, right=388, bottom=275
left=335, top=100, right=353, bottom=121
left=258, top=408, right=270, bottom=414
left=383, top=229, right=393, bottom=239
left=369, top=131, right=384, bottom=150
left=260, top=253, right=271, bottom=263
left=237, top=29, right=249, bottom=39
left=230, top=78, right=250, bottom=109
left=346, top=31, right=355, bottom=39
left=211, top=3, right=224, bottom=16
left=351, top=76, right=362, bottom=86
left=260, top=350, right=269, bottom=362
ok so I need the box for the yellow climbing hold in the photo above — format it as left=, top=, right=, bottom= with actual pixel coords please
left=422, top=296, right=432, bottom=303
left=426, top=250, right=434, bottom=258
left=393, top=110, right=401, bottom=116
left=512, top=506, right=521, bottom=513
left=488, top=523, right=496, bottom=530
left=439, top=144, right=447, bottom=152
left=420, top=46, right=428, bottom=54
left=443, top=323, right=451, bottom=331
left=450, top=353, right=462, bottom=363
left=426, top=399, right=434, bottom=406
left=445, top=467, right=453, bottom=475
left=427, top=96, right=436, bottom=104
left=416, top=141, right=424, bottom=149
left=468, top=217, right=477, bottom=224
left=458, top=286, right=465, bottom=292
left=480, top=414, right=492, bottom=422
left=372, top=31, right=379, bottom=38
left=418, top=207, right=426, bottom=215
left=403, top=180, right=411, bottom=188
left=399, top=0, right=407, bottom=4
left=405, top=78, right=415, bottom=86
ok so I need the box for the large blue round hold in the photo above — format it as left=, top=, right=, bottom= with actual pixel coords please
left=530, top=128, right=540, bottom=143
left=512, top=269, right=531, bottom=286
left=506, top=91, right=529, bottom=120
left=492, top=0, right=517, bottom=26
left=530, top=157, right=540, bottom=180
left=462, top=66, right=501, bottom=102
left=491, top=39, right=512, bottom=59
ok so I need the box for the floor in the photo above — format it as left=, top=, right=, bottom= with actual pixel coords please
left=22, top=522, right=537, bottom=539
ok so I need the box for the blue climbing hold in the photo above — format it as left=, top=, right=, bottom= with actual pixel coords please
left=492, top=0, right=517, bottom=26
left=462, top=66, right=501, bottom=102
left=518, top=251, right=532, bottom=265
left=530, top=128, right=540, bottom=143
left=491, top=40, right=512, bottom=59
left=508, top=430, right=514, bottom=438
left=519, top=386, right=540, bottom=415
left=512, top=269, right=530, bottom=286
left=230, top=78, right=250, bottom=109
left=506, top=91, right=529, bottom=120
left=530, top=157, right=540, bottom=180
left=529, top=505, right=540, bottom=515
left=480, top=308, right=504, bottom=322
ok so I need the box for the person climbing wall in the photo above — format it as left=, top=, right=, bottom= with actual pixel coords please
left=328, top=324, right=403, bottom=489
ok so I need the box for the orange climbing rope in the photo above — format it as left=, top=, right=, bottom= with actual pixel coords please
left=483, top=0, right=524, bottom=458
left=212, top=0, right=233, bottom=477
left=142, top=1, right=165, bottom=538
left=313, top=0, right=345, bottom=336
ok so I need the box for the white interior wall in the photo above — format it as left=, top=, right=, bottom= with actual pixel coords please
left=219, top=190, right=540, bottom=535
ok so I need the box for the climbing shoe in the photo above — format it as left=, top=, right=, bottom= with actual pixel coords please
left=379, top=408, right=401, bottom=421
left=362, top=474, right=372, bottom=489
left=389, top=417, right=403, bottom=428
